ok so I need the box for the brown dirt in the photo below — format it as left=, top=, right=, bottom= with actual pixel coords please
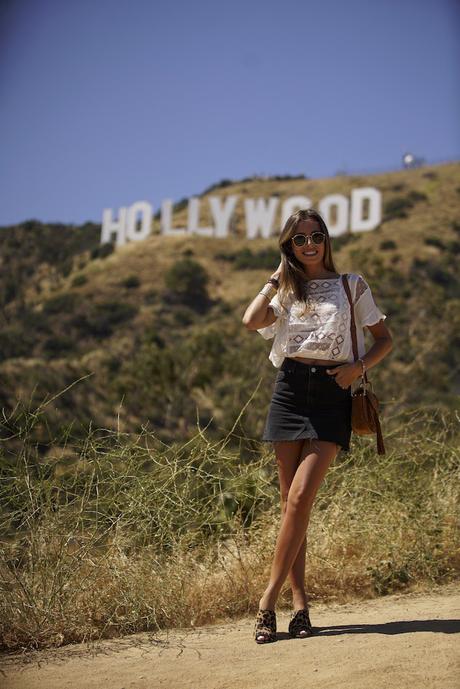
left=1, top=582, right=459, bottom=689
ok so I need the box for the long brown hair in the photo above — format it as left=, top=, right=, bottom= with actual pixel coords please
left=277, top=208, right=340, bottom=315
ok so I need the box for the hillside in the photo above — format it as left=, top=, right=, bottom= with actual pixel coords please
left=0, top=161, right=459, bottom=455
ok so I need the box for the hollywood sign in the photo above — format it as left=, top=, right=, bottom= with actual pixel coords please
left=100, top=188, right=382, bottom=247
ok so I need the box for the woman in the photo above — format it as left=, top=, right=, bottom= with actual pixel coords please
left=242, top=208, right=393, bottom=644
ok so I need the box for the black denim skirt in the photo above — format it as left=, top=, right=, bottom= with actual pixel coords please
left=262, top=357, right=352, bottom=452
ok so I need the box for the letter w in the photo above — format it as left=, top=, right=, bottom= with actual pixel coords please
left=244, top=197, right=279, bottom=239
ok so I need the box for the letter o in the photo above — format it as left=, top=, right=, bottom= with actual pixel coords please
left=318, top=194, right=349, bottom=237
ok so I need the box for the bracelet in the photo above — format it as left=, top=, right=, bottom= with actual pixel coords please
left=259, top=283, right=277, bottom=300
left=357, top=358, right=366, bottom=375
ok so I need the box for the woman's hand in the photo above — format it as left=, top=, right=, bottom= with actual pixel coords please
left=326, top=362, right=362, bottom=389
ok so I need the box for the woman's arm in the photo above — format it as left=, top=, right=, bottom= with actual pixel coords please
left=242, top=261, right=282, bottom=330
left=359, top=320, right=393, bottom=372
left=243, top=295, right=278, bottom=330
left=327, top=319, right=393, bottom=388
left=340, top=274, right=393, bottom=381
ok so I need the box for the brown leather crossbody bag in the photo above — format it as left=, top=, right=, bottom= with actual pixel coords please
left=341, top=274, right=386, bottom=455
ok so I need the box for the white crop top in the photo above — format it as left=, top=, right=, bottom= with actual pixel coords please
left=257, top=273, right=386, bottom=369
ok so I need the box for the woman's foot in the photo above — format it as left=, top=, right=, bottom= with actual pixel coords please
left=254, top=608, right=277, bottom=644
left=288, top=607, right=313, bottom=638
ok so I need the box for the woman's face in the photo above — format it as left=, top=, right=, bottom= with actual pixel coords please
left=288, top=219, right=327, bottom=271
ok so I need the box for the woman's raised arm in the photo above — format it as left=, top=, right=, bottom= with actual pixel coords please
left=242, top=260, right=282, bottom=330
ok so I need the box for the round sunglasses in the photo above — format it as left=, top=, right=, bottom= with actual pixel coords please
left=291, top=232, right=326, bottom=247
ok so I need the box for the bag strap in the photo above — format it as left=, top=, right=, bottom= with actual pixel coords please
left=341, top=274, right=369, bottom=385
left=342, top=274, right=386, bottom=454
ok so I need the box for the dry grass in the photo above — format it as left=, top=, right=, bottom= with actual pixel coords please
left=0, top=385, right=458, bottom=652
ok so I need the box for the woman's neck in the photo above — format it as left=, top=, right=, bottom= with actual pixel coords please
left=302, top=268, right=340, bottom=280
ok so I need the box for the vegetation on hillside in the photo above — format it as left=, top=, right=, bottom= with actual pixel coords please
left=0, top=162, right=459, bottom=453
left=0, top=392, right=458, bottom=651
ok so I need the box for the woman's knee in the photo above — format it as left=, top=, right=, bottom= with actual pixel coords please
left=286, top=441, right=338, bottom=513
left=286, top=486, right=314, bottom=515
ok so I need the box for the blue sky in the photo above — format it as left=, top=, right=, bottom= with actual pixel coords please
left=0, top=0, right=458, bottom=226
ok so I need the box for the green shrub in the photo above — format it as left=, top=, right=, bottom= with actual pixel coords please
left=383, top=190, right=428, bottom=222
left=424, top=237, right=445, bottom=249
left=424, top=265, right=454, bottom=288
left=269, top=173, right=307, bottom=181
left=71, top=301, right=138, bottom=338
left=0, top=326, right=34, bottom=362
left=171, top=306, right=196, bottom=326
left=92, top=301, right=138, bottom=331
left=422, top=171, right=438, bottom=180
left=218, top=301, right=232, bottom=315
left=199, top=179, right=234, bottom=195
left=447, top=240, right=460, bottom=255
left=71, top=274, right=88, bottom=287
left=105, top=356, right=122, bottom=373
left=164, top=258, right=209, bottom=306
left=144, top=289, right=158, bottom=304
left=215, top=247, right=281, bottom=269
left=407, top=190, right=428, bottom=203
left=331, top=233, right=360, bottom=250
left=410, top=257, right=457, bottom=292
left=121, top=275, right=141, bottom=289
left=379, top=239, right=397, bottom=250
left=60, top=258, right=73, bottom=278
left=91, top=243, right=115, bottom=260
left=239, top=248, right=280, bottom=270
left=215, top=251, right=237, bottom=262
left=43, top=335, right=75, bottom=357
left=43, top=293, right=77, bottom=315
left=383, top=197, right=412, bottom=221
left=411, top=257, right=427, bottom=270
left=0, top=277, right=18, bottom=306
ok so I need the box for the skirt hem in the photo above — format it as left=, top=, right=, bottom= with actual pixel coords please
left=261, top=436, right=350, bottom=452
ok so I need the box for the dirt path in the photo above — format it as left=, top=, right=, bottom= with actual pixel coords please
left=2, top=582, right=459, bottom=689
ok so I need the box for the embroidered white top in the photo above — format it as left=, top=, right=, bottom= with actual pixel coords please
left=256, top=273, right=386, bottom=369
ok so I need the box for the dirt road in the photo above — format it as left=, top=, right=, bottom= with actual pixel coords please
left=2, top=582, right=459, bottom=689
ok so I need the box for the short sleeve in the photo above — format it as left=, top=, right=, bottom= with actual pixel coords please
left=256, top=291, right=288, bottom=340
left=256, top=320, right=278, bottom=340
left=267, top=291, right=285, bottom=318
left=354, top=275, right=387, bottom=327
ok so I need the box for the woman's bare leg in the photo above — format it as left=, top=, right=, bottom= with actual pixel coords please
left=259, top=438, right=338, bottom=610
left=274, top=440, right=308, bottom=610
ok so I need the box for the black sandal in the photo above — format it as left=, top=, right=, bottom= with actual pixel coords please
left=288, top=607, right=313, bottom=638
left=254, top=608, right=277, bottom=643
